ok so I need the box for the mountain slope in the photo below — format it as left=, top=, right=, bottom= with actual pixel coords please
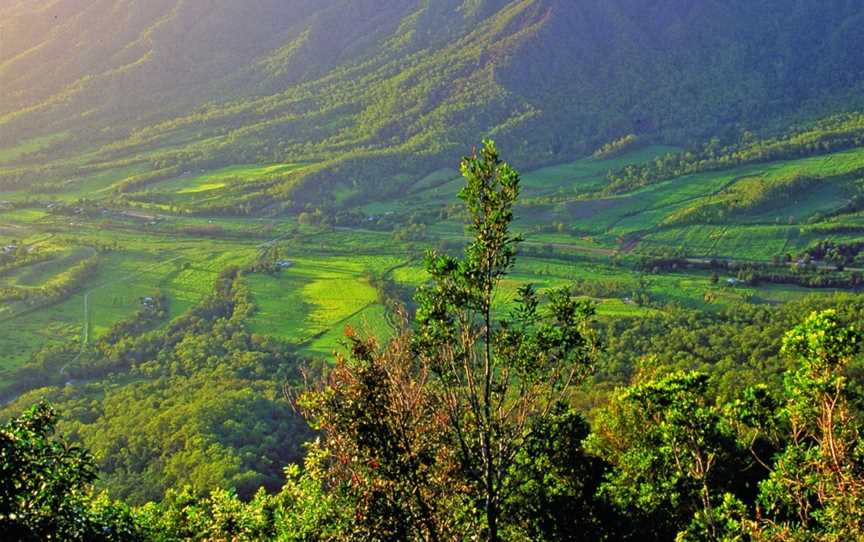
left=2, top=0, right=864, bottom=209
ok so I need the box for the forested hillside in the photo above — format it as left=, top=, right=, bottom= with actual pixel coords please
left=4, top=0, right=864, bottom=207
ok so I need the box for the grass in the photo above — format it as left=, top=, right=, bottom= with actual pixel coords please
left=520, top=145, right=680, bottom=195
left=246, top=255, right=402, bottom=356
left=0, top=132, right=70, bottom=164
left=150, top=163, right=307, bottom=194
left=361, top=146, right=681, bottom=216
left=2, top=141, right=863, bottom=373
left=13, top=247, right=96, bottom=287
left=0, top=302, right=81, bottom=372
left=0, top=209, right=49, bottom=224
left=73, top=165, right=151, bottom=198
left=0, top=230, right=260, bottom=372
left=303, top=303, right=392, bottom=357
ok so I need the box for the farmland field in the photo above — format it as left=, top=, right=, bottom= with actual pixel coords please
left=1, top=142, right=863, bottom=395
left=247, top=254, right=402, bottom=356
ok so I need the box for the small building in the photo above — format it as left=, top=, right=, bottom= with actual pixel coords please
left=276, top=260, right=294, bottom=270
left=726, top=278, right=743, bottom=286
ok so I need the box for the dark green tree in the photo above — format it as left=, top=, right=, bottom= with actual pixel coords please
left=414, top=140, right=598, bottom=542
left=0, top=402, right=143, bottom=541
left=746, top=310, right=864, bottom=540
left=587, top=371, right=750, bottom=540
left=503, top=403, right=626, bottom=541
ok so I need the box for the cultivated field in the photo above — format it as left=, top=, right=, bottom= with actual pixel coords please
left=1, top=141, right=862, bottom=391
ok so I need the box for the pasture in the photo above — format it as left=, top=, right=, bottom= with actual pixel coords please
left=0, top=228, right=260, bottom=373
left=0, top=133, right=70, bottom=164
left=155, top=163, right=307, bottom=194
left=1, top=140, right=863, bottom=379
left=246, top=254, right=403, bottom=357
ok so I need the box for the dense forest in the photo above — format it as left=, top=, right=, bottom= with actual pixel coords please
left=3, top=143, right=864, bottom=541
left=5, top=1, right=864, bottom=210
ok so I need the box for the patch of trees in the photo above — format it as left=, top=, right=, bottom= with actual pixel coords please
left=801, top=239, right=864, bottom=268
left=0, top=402, right=142, bottom=541
left=518, top=243, right=594, bottom=264
left=3, top=264, right=308, bottom=505
left=638, top=255, right=864, bottom=289
left=0, top=286, right=27, bottom=303
left=570, top=277, right=633, bottom=299
left=0, top=256, right=100, bottom=308
left=366, top=270, right=417, bottom=318
left=114, top=167, right=183, bottom=194
left=10, top=304, right=863, bottom=541
left=37, top=256, right=99, bottom=304
left=592, top=134, right=639, bottom=160
left=662, top=174, right=820, bottom=226
left=391, top=222, right=428, bottom=242
left=602, top=113, right=864, bottom=195
left=44, top=200, right=107, bottom=220
left=96, top=292, right=169, bottom=354
left=296, top=208, right=333, bottom=228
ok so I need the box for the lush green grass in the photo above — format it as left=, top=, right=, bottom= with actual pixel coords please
left=361, top=146, right=682, bottom=216
left=72, top=165, right=152, bottom=199
left=0, top=230, right=260, bottom=372
left=303, top=303, right=393, bottom=358
left=408, top=168, right=460, bottom=194
left=0, top=302, right=81, bottom=372
left=246, top=255, right=402, bottom=356
left=0, top=133, right=70, bottom=164
left=144, top=163, right=308, bottom=204
left=2, top=140, right=863, bottom=372
left=520, top=145, right=680, bottom=196
left=0, top=209, right=49, bottom=224
left=0, top=164, right=151, bottom=202
left=13, top=248, right=95, bottom=287
left=509, top=147, right=864, bottom=260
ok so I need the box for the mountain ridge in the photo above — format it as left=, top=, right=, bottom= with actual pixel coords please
left=3, top=0, right=864, bottom=209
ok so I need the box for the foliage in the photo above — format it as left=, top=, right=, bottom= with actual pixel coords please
left=7, top=2, right=864, bottom=209
left=745, top=310, right=864, bottom=540
left=593, top=135, right=640, bottom=160
left=588, top=371, right=752, bottom=540
left=603, top=114, right=864, bottom=196
left=4, top=138, right=864, bottom=541
left=297, top=325, right=470, bottom=541
left=0, top=402, right=144, bottom=541
left=413, top=140, right=598, bottom=541
left=502, top=404, right=625, bottom=541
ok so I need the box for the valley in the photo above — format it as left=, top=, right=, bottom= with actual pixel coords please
left=3, top=2, right=864, bottom=538
left=2, top=131, right=862, bottom=381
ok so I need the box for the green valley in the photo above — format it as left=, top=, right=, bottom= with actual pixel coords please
left=3, top=1, right=864, bottom=541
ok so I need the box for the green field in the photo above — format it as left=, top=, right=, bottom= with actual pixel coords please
left=0, top=133, right=70, bottom=163
left=0, top=231, right=260, bottom=373
left=155, top=163, right=307, bottom=194
left=247, top=255, right=402, bottom=356
left=519, top=145, right=681, bottom=195
left=1, top=142, right=863, bottom=382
